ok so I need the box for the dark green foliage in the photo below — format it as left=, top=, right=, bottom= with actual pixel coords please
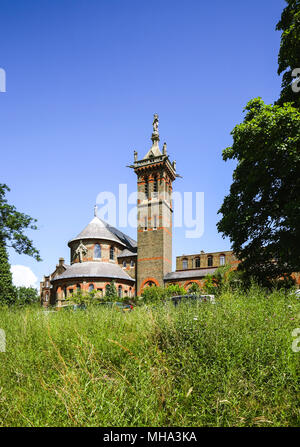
left=217, top=99, right=300, bottom=286
left=0, top=184, right=41, bottom=305
left=276, top=0, right=300, bottom=108
left=105, top=280, right=118, bottom=299
left=0, top=239, right=15, bottom=304
left=0, top=184, right=41, bottom=261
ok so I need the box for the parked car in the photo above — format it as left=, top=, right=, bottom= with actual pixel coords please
left=171, top=294, right=216, bottom=306
left=112, top=302, right=134, bottom=312
left=58, top=303, right=87, bottom=311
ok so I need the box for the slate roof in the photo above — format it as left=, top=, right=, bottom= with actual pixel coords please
left=117, top=248, right=137, bottom=259
left=164, top=267, right=217, bottom=281
left=52, top=261, right=135, bottom=282
left=68, top=216, right=137, bottom=249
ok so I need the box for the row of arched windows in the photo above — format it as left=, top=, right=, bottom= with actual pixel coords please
left=122, top=260, right=135, bottom=268
left=58, top=283, right=133, bottom=298
left=182, top=254, right=226, bottom=269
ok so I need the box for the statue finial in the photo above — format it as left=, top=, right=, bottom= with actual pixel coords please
left=94, top=204, right=97, bottom=217
left=134, top=150, right=138, bottom=162
left=151, top=113, right=160, bottom=143
left=152, top=113, right=159, bottom=133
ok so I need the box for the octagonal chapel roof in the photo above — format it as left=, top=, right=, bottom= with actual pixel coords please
left=68, top=216, right=137, bottom=249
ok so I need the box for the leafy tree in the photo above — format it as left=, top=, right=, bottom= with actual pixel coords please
left=0, top=184, right=41, bottom=304
left=105, top=280, right=118, bottom=299
left=0, top=241, right=15, bottom=304
left=276, top=0, right=300, bottom=108
left=15, top=286, right=39, bottom=305
left=217, top=99, right=300, bottom=286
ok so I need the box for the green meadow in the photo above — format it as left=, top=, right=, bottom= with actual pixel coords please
left=0, top=286, right=299, bottom=427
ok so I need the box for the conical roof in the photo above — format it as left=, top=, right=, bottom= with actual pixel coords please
left=68, top=216, right=126, bottom=247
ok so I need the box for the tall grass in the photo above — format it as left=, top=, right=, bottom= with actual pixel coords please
left=0, top=286, right=299, bottom=427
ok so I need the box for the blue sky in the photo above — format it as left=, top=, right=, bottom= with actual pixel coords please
left=0, top=0, right=286, bottom=286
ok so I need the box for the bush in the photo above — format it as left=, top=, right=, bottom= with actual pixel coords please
left=139, top=285, right=166, bottom=304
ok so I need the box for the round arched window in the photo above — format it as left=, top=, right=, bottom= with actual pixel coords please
left=118, top=285, right=122, bottom=298
left=94, top=244, right=101, bottom=259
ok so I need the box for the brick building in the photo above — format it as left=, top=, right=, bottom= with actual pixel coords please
left=40, top=115, right=239, bottom=306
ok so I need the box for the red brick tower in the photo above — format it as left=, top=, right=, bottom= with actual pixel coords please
left=130, top=114, right=177, bottom=294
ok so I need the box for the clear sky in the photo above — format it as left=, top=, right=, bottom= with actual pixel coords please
left=0, top=0, right=286, bottom=287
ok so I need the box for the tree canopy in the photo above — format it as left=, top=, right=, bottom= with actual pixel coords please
left=217, top=98, right=300, bottom=284
left=0, top=184, right=41, bottom=260
left=0, top=184, right=41, bottom=304
left=277, top=0, right=300, bottom=107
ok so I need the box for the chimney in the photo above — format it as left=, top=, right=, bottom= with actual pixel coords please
left=59, top=257, right=65, bottom=266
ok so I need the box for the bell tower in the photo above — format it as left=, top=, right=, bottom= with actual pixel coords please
left=130, top=114, right=177, bottom=295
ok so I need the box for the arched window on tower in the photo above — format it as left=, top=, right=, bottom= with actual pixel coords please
left=207, top=255, right=213, bottom=267
left=94, top=244, right=101, bottom=259
left=144, top=177, right=149, bottom=199
left=195, top=257, right=200, bottom=268
left=153, top=175, right=158, bottom=198
left=110, top=246, right=114, bottom=260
